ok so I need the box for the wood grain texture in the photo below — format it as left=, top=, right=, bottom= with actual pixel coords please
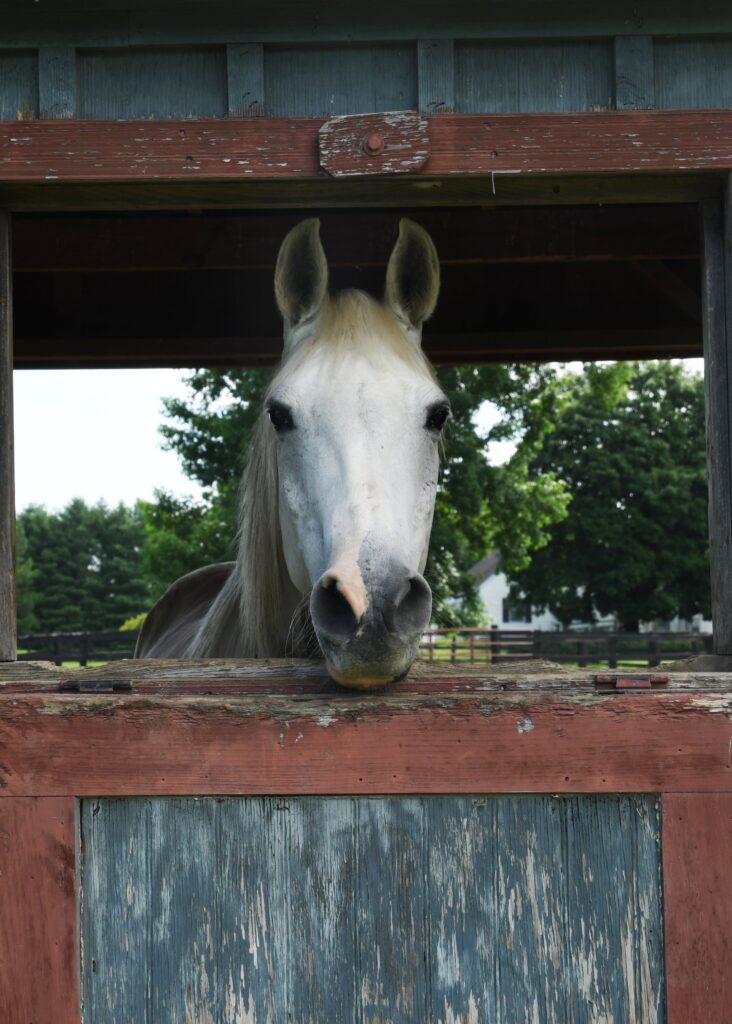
left=0, top=171, right=721, bottom=214
left=0, top=678, right=729, bottom=797
left=455, top=39, right=614, bottom=113
left=0, top=797, right=79, bottom=1024
left=0, top=210, right=14, bottom=661
left=417, top=39, right=455, bottom=114
left=701, top=196, right=732, bottom=653
left=263, top=44, right=417, bottom=118
left=663, top=793, right=732, bottom=1024
left=0, top=49, right=38, bottom=120
left=614, top=35, right=655, bottom=110
left=656, top=37, right=732, bottom=110
left=76, top=46, right=228, bottom=119
left=319, top=111, right=429, bottom=177
left=38, top=45, right=76, bottom=118
left=226, top=42, right=264, bottom=117
left=2, top=112, right=732, bottom=184
left=80, top=795, right=664, bottom=1022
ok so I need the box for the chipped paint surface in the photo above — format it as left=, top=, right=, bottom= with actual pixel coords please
left=80, top=795, right=665, bottom=1022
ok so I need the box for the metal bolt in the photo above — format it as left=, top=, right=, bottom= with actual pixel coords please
left=364, top=132, right=385, bottom=156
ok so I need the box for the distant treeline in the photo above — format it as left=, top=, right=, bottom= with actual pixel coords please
left=17, top=499, right=150, bottom=634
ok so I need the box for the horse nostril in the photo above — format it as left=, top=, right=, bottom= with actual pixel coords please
left=389, top=574, right=432, bottom=636
left=310, top=574, right=361, bottom=641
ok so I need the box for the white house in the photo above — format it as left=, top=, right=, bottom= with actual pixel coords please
left=471, top=554, right=712, bottom=634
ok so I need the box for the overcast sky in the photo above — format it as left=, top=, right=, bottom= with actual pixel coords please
left=12, top=359, right=704, bottom=514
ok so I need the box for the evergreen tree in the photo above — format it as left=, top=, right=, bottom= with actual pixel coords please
left=18, top=499, right=148, bottom=632
left=507, top=362, right=710, bottom=631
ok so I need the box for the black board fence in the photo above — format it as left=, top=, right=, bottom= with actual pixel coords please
left=419, top=627, right=714, bottom=668
left=18, top=627, right=715, bottom=668
left=18, top=631, right=139, bottom=665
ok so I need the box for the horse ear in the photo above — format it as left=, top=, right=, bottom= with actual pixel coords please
left=274, top=218, right=329, bottom=328
left=385, top=218, right=440, bottom=332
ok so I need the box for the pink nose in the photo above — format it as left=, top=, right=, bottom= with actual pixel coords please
left=310, top=569, right=432, bottom=643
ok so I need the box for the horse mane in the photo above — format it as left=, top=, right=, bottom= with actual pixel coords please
left=187, top=289, right=435, bottom=658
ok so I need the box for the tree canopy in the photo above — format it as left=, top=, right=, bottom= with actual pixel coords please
left=507, top=362, right=710, bottom=631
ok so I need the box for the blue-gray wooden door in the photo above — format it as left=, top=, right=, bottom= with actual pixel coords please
left=80, top=795, right=664, bottom=1023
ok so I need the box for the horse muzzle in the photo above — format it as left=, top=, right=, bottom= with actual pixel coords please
left=309, top=566, right=432, bottom=689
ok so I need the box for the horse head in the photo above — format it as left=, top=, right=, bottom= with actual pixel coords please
left=269, top=218, right=447, bottom=688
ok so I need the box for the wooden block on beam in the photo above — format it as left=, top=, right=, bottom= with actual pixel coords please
left=226, top=43, right=264, bottom=117
left=38, top=45, right=77, bottom=119
left=417, top=39, right=454, bottom=114
left=614, top=36, right=655, bottom=110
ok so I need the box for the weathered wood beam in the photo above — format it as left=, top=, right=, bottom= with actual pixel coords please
left=701, top=192, right=732, bottom=655
left=2, top=112, right=732, bottom=183
left=0, top=172, right=720, bottom=213
left=0, top=669, right=729, bottom=796
left=0, top=211, right=14, bottom=661
left=11, top=206, right=701, bottom=273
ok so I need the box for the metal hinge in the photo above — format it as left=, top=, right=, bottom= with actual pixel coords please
left=58, top=679, right=132, bottom=694
left=593, top=673, right=669, bottom=690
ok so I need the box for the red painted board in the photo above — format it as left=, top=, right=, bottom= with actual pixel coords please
left=663, top=793, right=732, bottom=1024
left=2, top=111, right=732, bottom=182
left=0, top=693, right=730, bottom=796
left=0, top=797, right=79, bottom=1024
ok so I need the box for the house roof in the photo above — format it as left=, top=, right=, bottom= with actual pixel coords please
left=469, top=551, right=500, bottom=583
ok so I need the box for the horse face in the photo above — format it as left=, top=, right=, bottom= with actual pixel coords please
left=271, top=219, right=445, bottom=688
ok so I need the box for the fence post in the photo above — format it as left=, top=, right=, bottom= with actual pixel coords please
left=648, top=637, right=660, bottom=667
left=608, top=636, right=618, bottom=669
left=52, top=635, right=62, bottom=666
left=450, top=634, right=457, bottom=664
left=577, top=639, right=587, bottom=668
left=491, top=625, right=499, bottom=665
left=532, top=630, right=542, bottom=660
left=79, top=634, right=89, bottom=667
left=469, top=632, right=475, bottom=664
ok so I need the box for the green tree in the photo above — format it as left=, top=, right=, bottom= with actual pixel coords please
left=18, top=499, right=148, bottom=632
left=507, top=362, right=710, bottom=631
left=15, top=520, right=38, bottom=633
left=152, top=365, right=570, bottom=625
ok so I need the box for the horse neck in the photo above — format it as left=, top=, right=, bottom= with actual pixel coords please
left=235, top=418, right=307, bottom=657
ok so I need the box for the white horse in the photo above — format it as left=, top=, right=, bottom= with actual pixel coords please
left=136, top=218, right=449, bottom=688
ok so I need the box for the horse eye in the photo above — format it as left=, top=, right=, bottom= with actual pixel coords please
left=425, top=402, right=451, bottom=433
left=267, top=401, right=295, bottom=432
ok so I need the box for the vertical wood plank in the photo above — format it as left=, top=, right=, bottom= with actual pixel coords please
left=565, top=795, right=665, bottom=1023
left=494, top=798, right=569, bottom=1022
left=417, top=39, right=455, bottom=114
left=426, top=797, right=499, bottom=1022
left=0, top=797, right=79, bottom=1024
left=38, top=45, right=77, bottom=118
left=226, top=42, right=264, bottom=117
left=356, top=798, right=429, bottom=1022
left=701, top=194, right=732, bottom=653
left=80, top=798, right=151, bottom=1023
left=615, top=36, right=655, bottom=109
left=217, top=797, right=291, bottom=1022
left=0, top=210, right=14, bottom=662
left=656, top=38, right=732, bottom=109
left=663, top=793, right=732, bottom=1024
left=286, top=798, right=358, bottom=1023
